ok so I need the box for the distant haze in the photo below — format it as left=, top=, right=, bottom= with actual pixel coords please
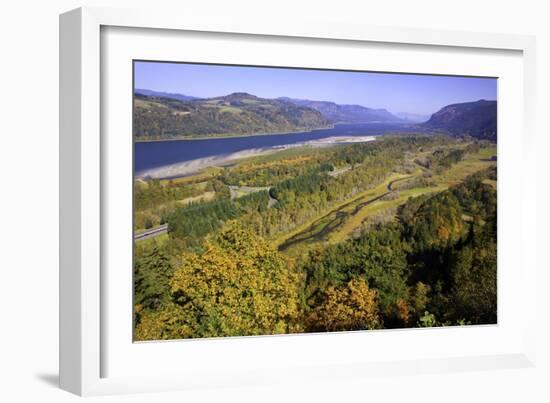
left=134, top=61, right=497, bottom=116
left=395, top=112, right=431, bottom=123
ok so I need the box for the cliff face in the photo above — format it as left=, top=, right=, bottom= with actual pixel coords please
left=423, top=100, right=497, bottom=141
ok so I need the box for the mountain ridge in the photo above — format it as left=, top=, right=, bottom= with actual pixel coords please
left=278, top=97, right=404, bottom=123
left=422, top=100, right=497, bottom=141
left=133, top=89, right=497, bottom=142
left=133, top=92, right=330, bottom=140
left=134, top=88, right=200, bottom=102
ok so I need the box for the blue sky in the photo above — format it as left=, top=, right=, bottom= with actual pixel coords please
left=134, top=61, right=497, bottom=116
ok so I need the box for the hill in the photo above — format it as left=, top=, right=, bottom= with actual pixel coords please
left=278, top=97, right=404, bottom=123
left=134, top=88, right=199, bottom=102
left=423, top=100, right=497, bottom=141
left=133, top=92, right=330, bottom=140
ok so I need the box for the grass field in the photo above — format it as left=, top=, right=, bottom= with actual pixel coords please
left=219, top=106, right=242, bottom=114
left=229, top=185, right=270, bottom=199
left=177, top=191, right=216, bottom=205
left=158, top=167, right=224, bottom=186
left=238, top=145, right=327, bottom=166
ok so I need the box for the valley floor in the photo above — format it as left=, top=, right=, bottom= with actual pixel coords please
left=135, top=141, right=496, bottom=254
left=133, top=134, right=498, bottom=340
left=275, top=146, right=496, bottom=256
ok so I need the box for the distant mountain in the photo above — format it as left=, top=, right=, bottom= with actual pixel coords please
left=278, top=97, right=404, bottom=123
left=134, top=88, right=199, bottom=102
left=395, top=112, right=430, bottom=123
left=423, top=100, right=497, bottom=141
left=133, top=92, right=330, bottom=140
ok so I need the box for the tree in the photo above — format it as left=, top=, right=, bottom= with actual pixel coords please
left=449, top=241, right=497, bottom=324
left=306, top=278, right=381, bottom=332
left=417, top=311, right=437, bottom=328
left=410, top=281, right=430, bottom=315
left=401, top=192, right=466, bottom=251
left=302, top=226, right=409, bottom=315
left=134, top=247, right=174, bottom=310
left=135, top=222, right=301, bottom=340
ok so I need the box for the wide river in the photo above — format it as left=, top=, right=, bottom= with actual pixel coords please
left=135, top=123, right=423, bottom=179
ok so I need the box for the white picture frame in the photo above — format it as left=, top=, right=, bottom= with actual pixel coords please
left=59, top=6, right=537, bottom=396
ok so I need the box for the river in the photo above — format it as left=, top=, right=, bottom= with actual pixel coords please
left=135, top=123, right=422, bottom=179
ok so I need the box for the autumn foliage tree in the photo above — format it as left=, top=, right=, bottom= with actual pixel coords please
left=135, top=221, right=301, bottom=340
left=306, top=278, right=381, bottom=332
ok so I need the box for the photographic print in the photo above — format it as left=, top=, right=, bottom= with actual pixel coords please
left=133, top=61, right=497, bottom=341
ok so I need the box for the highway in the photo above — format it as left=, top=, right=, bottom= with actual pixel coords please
left=134, top=224, right=168, bottom=241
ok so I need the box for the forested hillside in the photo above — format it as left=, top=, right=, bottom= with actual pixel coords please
left=133, top=92, right=330, bottom=140
left=423, top=100, right=497, bottom=141
left=302, top=168, right=497, bottom=330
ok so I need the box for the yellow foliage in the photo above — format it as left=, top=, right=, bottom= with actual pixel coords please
left=410, top=281, right=430, bottom=314
left=395, top=298, right=411, bottom=325
left=135, top=221, right=301, bottom=340
left=234, top=156, right=314, bottom=173
left=307, top=278, right=381, bottom=332
left=135, top=302, right=194, bottom=340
